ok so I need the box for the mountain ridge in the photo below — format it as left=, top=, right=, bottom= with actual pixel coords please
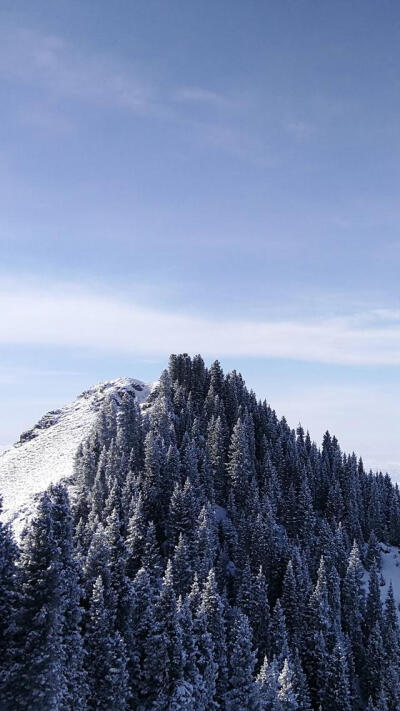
left=0, top=376, right=153, bottom=535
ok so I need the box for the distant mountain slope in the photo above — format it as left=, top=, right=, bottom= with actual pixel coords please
left=0, top=377, right=152, bottom=534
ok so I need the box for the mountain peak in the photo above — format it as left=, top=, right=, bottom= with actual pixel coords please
left=0, top=377, right=152, bottom=535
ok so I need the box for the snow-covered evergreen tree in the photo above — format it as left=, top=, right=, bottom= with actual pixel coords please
left=12, top=492, right=67, bottom=710
left=85, top=576, right=128, bottom=711
left=0, top=497, right=18, bottom=708
left=225, top=610, right=260, bottom=711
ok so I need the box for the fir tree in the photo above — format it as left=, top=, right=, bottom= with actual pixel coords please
left=200, top=568, right=228, bottom=700
left=363, top=621, right=385, bottom=703
left=12, top=492, right=66, bottom=711
left=85, top=576, right=128, bottom=711
left=364, top=562, right=383, bottom=641
left=365, top=531, right=381, bottom=571
left=269, top=599, right=289, bottom=663
left=50, top=484, right=88, bottom=711
left=225, top=610, right=260, bottom=711
left=324, top=638, right=351, bottom=711
left=342, top=541, right=365, bottom=667
left=0, top=497, right=18, bottom=709
left=281, top=560, right=300, bottom=649
left=256, top=656, right=280, bottom=711
left=227, top=418, right=254, bottom=507
left=278, top=659, right=298, bottom=711
left=142, top=561, right=184, bottom=707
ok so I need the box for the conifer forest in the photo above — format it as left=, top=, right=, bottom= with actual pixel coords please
left=1, top=354, right=399, bottom=711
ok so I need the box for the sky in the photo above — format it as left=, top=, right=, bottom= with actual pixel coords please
left=0, top=1, right=399, bottom=478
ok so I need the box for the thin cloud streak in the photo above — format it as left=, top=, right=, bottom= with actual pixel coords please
left=174, top=86, right=231, bottom=108
left=0, top=27, right=233, bottom=120
left=1, top=281, right=400, bottom=365
left=0, top=25, right=260, bottom=161
left=0, top=27, right=162, bottom=116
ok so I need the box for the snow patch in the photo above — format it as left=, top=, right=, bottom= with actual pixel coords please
left=362, top=545, right=400, bottom=617
left=214, top=504, right=228, bottom=523
left=380, top=544, right=400, bottom=614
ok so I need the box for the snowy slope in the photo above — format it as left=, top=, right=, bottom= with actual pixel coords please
left=0, top=377, right=152, bottom=536
left=380, top=545, right=400, bottom=614
left=362, top=545, right=400, bottom=617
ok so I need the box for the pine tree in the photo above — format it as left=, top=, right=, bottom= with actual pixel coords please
left=278, top=659, right=298, bottom=711
left=141, top=520, right=164, bottom=583
left=380, top=580, right=400, bottom=710
left=12, top=492, right=66, bottom=711
left=342, top=541, right=365, bottom=667
left=225, top=610, right=260, bottom=711
left=177, top=598, right=204, bottom=709
left=227, top=418, right=254, bottom=507
left=0, top=497, right=19, bottom=709
left=323, top=638, right=351, bottom=711
left=209, top=359, right=225, bottom=398
left=169, top=680, right=196, bottom=711
left=172, top=532, right=193, bottom=596
left=83, top=525, right=114, bottom=609
left=325, top=477, right=343, bottom=521
left=200, top=568, right=228, bottom=701
left=168, top=479, right=199, bottom=546
left=365, top=531, right=381, bottom=571
left=207, top=415, right=227, bottom=503
left=191, top=605, right=218, bottom=710
left=142, top=431, right=163, bottom=521
left=269, top=599, right=289, bottom=663
left=374, top=689, right=389, bottom=711
left=291, top=648, right=312, bottom=711
left=381, top=661, right=400, bottom=711
left=50, top=484, right=88, bottom=710
left=194, top=504, right=218, bottom=583
left=281, top=560, right=300, bottom=648
left=303, top=558, right=331, bottom=707
left=104, top=506, right=134, bottom=636
left=363, top=621, right=385, bottom=702
left=85, top=576, right=128, bottom=711
left=250, top=566, right=270, bottom=662
left=364, top=562, right=383, bottom=641
left=142, top=561, right=184, bottom=707
left=125, top=492, right=147, bottom=578
left=296, top=474, right=315, bottom=541
left=256, top=656, right=279, bottom=711
left=128, top=567, right=156, bottom=706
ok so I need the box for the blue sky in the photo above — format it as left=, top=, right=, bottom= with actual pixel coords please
left=0, top=1, right=399, bottom=477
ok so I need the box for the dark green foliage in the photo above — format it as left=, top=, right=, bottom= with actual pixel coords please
left=225, top=610, right=260, bottom=711
left=0, top=497, right=18, bottom=709
left=2, top=354, right=400, bottom=710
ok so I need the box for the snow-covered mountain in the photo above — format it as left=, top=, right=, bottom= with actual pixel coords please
left=2, top=355, right=400, bottom=710
left=0, top=377, right=152, bottom=535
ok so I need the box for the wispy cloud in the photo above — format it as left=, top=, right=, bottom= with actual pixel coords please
left=0, top=27, right=235, bottom=120
left=0, top=26, right=161, bottom=116
left=174, top=86, right=231, bottom=108
left=0, top=25, right=260, bottom=160
left=1, top=279, right=400, bottom=366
